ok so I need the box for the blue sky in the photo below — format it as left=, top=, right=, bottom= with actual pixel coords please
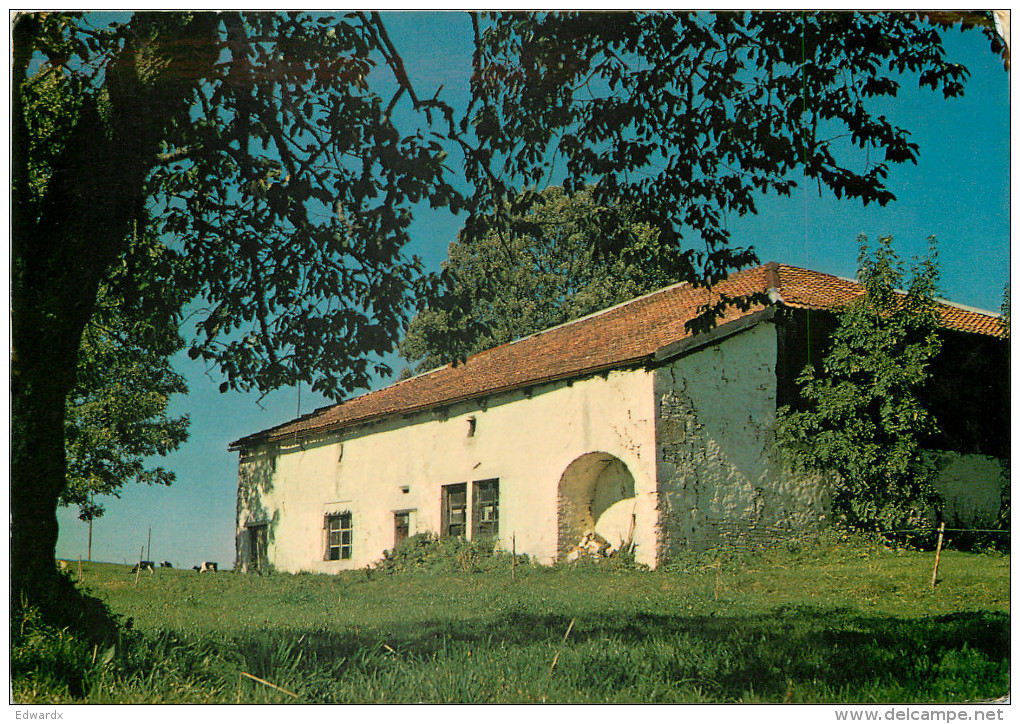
left=54, top=12, right=1010, bottom=567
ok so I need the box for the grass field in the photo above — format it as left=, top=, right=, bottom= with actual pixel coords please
left=12, top=536, right=1010, bottom=704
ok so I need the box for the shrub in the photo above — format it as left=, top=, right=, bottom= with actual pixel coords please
left=374, top=532, right=529, bottom=574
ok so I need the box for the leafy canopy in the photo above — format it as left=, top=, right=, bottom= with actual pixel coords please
left=16, top=11, right=1005, bottom=401
left=776, top=235, right=944, bottom=532
left=145, top=12, right=460, bottom=400
left=400, top=186, right=678, bottom=371
left=64, top=284, right=189, bottom=522
left=17, top=11, right=461, bottom=402
left=11, top=11, right=465, bottom=603
left=19, top=46, right=190, bottom=522
left=462, top=12, right=1003, bottom=315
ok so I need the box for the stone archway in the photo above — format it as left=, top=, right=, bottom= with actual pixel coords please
left=557, top=452, right=636, bottom=556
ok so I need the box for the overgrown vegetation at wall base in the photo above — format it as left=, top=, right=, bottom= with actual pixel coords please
left=777, top=236, right=946, bottom=533
left=13, top=538, right=1008, bottom=704
left=374, top=532, right=531, bottom=573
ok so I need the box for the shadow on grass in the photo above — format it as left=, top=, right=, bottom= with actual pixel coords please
left=19, top=601, right=1008, bottom=702
left=391, top=607, right=1007, bottom=698
left=12, top=571, right=122, bottom=700
left=120, top=605, right=1008, bottom=702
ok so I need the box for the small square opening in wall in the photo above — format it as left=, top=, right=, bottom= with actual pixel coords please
left=467, top=416, right=477, bottom=437
left=400, top=486, right=410, bottom=495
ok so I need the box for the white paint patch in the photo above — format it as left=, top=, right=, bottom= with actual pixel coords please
left=594, top=496, right=638, bottom=549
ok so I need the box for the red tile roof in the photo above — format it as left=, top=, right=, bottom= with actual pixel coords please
left=230, top=263, right=1001, bottom=449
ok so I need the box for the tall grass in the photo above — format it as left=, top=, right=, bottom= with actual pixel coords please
left=13, top=537, right=1010, bottom=704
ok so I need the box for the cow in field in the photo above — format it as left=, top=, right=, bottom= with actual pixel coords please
left=160, top=561, right=173, bottom=568
left=193, top=561, right=218, bottom=573
left=131, top=561, right=155, bottom=573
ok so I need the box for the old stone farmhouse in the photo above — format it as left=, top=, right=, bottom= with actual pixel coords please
left=229, top=263, right=1008, bottom=572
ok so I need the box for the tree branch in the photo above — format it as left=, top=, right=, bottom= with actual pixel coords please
left=154, top=146, right=197, bottom=165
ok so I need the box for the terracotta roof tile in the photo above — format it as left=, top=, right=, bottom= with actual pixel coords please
left=775, top=264, right=1002, bottom=336
left=230, top=263, right=1001, bottom=448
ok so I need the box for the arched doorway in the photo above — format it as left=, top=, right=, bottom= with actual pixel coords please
left=557, top=452, right=636, bottom=556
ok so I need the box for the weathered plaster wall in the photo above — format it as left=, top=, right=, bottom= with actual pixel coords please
left=236, top=317, right=1001, bottom=574
left=236, top=446, right=279, bottom=572
left=236, top=367, right=660, bottom=572
left=654, top=323, right=831, bottom=561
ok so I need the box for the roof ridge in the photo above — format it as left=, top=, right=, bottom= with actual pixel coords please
left=507, top=274, right=697, bottom=340
left=932, top=297, right=999, bottom=318
left=402, top=263, right=769, bottom=368
left=230, top=264, right=770, bottom=449
left=229, top=265, right=771, bottom=449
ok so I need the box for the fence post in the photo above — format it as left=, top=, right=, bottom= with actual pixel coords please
left=135, top=546, right=144, bottom=586
left=930, top=521, right=946, bottom=589
left=512, top=534, right=516, bottom=581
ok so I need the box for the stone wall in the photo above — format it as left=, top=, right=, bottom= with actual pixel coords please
left=654, top=322, right=831, bottom=562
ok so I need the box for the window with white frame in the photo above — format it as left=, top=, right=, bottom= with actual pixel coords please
left=324, top=511, right=353, bottom=561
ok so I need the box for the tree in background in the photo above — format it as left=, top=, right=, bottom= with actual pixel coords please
left=63, top=268, right=189, bottom=525
left=776, top=236, right=944, bottom=533
left=400, top=186, right=679, bottom=371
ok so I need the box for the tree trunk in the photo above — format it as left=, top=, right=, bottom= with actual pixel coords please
left=11, top=91, right=133, bottom=604
left=10, top=14, right=95, bottom=607
left=10, top=11, right=221, bottom=619
left=10, top=324, right=79, bottom=604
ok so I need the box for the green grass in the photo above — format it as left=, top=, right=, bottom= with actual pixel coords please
left=13, top=538, right=1010, bottom=704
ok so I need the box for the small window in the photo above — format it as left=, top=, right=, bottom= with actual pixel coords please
left=394, top=511, right=411, bottom=546
left=472, top=479, right=499, bottom=539
left=441, top=483, right=468, bottom=537
left=325, top=512, right=353, bottom=561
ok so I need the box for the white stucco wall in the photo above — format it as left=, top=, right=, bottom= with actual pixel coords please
left=237, top=367, right=660, bottom=572
left=236, top=319, right=1002, bottom=574
left=654, top=322, right=831, bottom=560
